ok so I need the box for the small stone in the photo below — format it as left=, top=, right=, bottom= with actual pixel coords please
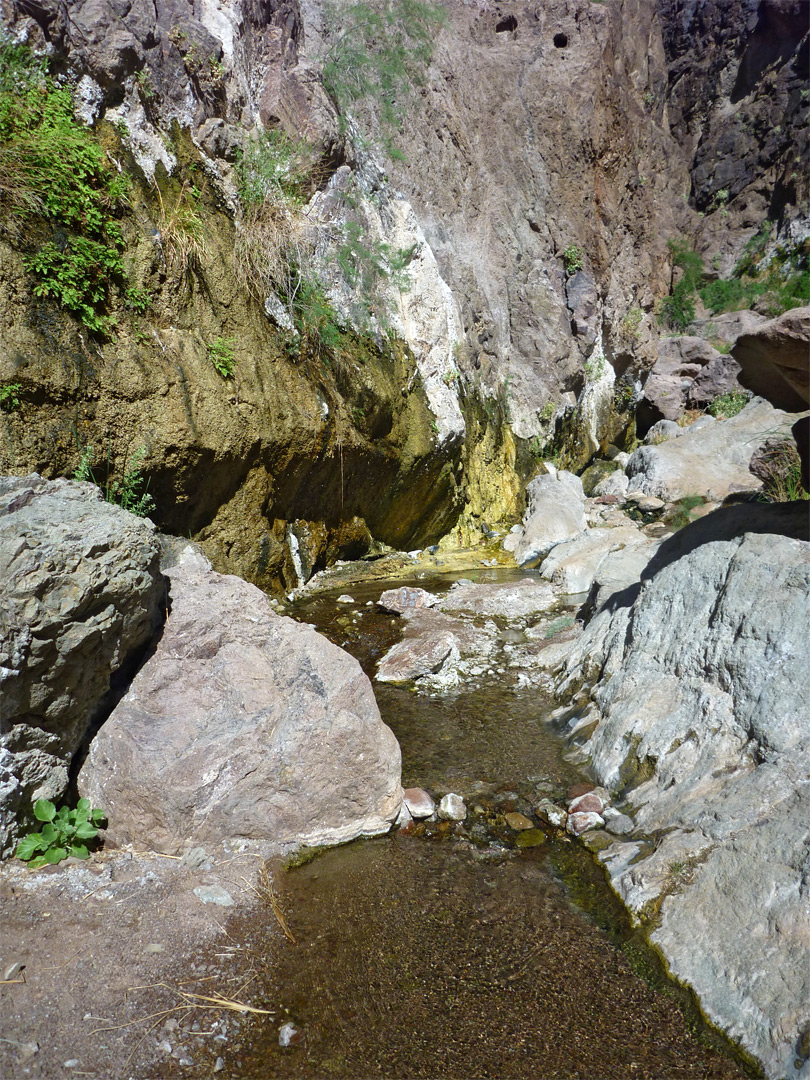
left=438, top=793, right=466, bottom=821
left=19, top=1043, right=38, bottom=1061
left=636, top=495, right=665, bottom=512
left=403, top=787, right=436, bottom=819
left=144, top=943, right=165, bottom=954
left=568, top=792, right=605, bottom=815
left=214, top=1058, right=225, bottom=1073
left=567, top=811, right=605, bottom=835
left=193, top=885, right=235, bottom=907
left=336, top=594, right=354, bottom=604
left=602, top=808, right=634, bottom=836
left=504, top=811, right=534, bottom=831
left=63, top=1061, right=80, bottom=1069
left=535, top=799, right=567, bottom=829
left=157, top=1040, right=172, bottom=1054
left=3, top=961, right=24, bottom=981
left=279, top=1022, right=303, bottom=1047
left=181, top=846, right=212, bottom=870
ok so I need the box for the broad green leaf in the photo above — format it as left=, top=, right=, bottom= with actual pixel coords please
left=27, top=855, right=48, bottom=869
left=40, top=822, right=57, bottom=844
left=43, top=845, right=67, bottom=864
left=69, top=843, right=90, bottom=859
left=16, top=834, right=41, bottom=860
left=76, top=797, right=91, bottom=812
left=91, top=809, right=106, bottom=827
left=33, top=798, right=56, bottom=822
left=55, top=806, right=70, bottom=823
left=74, top=821, right=98, bottom=840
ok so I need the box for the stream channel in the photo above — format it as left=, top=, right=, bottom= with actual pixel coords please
left=225, top=567, right=755, bottom=1080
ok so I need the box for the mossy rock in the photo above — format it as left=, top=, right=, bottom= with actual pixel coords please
left=580, top=459, right=621, bottom=496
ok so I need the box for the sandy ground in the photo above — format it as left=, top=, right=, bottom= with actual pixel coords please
left=0, top=846, right=287, bottom=1080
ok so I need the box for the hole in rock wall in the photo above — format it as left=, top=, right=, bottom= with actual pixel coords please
left=496, top=15, right=518, bottom=33
left=553, top=32, right=568, bottom=48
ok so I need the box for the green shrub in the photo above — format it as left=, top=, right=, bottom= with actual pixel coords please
left=563, top=244, right=584, bottom=274
left=707, top=391, right=748, bottom=419
left=319, top=0, right=446, bottom=155
left=16, top=798, right=105, bottom=867
left=659, top=239, right=703, bottom=330
left=0, top=41, right=129, bottom=332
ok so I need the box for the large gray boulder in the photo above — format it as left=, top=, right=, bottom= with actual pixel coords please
left=626, top=397, right=797, bottom=501
left=733, top=304, right=810, bottom=411
left=79, top=547, right=403, bottom=853
left=637, top=335, right=729, bottom=432
left=554, top=502, right=810, bottom=1079
left=0, top=476, right=163, bottom=856
left=503, top=468, right=586, bottom=566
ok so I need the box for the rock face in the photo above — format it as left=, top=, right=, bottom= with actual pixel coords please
left=79, top=547, right=403, bottom=853
left=626, top=397, right=796, bottom=501
left=0, top=476, right=164, bottom=856
left=554, top=502, right=810, bottom=1079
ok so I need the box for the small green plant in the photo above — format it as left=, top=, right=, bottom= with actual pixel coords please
left=0, top=380, right=22, bottom=412
left=544, top=614, right=575, bottom=638
left=707, top=391, right=748, bottom=419
left=620, top=306, right=643, bottom=341
left=659, top=238, right=704, bottom=330
left=25, top=237, right=125, bottom=334
left=667, top=493, right=705, bottom=530
left=208, top=337, right=236, bottom=378
left=563, top=244, right=584, bottom=274
left=73, top=444, right=156, bottom=516
left=124, top=285, right=151, bottom=314
left=540, top=400, right=556, bottom=421
left=135, top=68, right=156, bottom=102
left=16, top=797, right=105, bottom=867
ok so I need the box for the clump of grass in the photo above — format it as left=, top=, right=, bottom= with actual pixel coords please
left=666, top=493, right=705, bottom=530
left=752, top=438, right=808, bottom=502
left=154, top=180, right=207, bottom=274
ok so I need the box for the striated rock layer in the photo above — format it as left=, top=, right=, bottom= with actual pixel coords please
left=79, top=545, right=404, bottom=853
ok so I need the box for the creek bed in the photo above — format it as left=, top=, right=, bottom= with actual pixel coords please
left=220, top=571, right=755, bottom=1079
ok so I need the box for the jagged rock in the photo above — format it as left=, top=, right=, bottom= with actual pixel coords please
left=555, top=501, right=810, bottom=1079
left=438, top=793, right=466, bottom=821
left=626, top=397, right=797, bottom=501
left=637, top=336, right=724, bottom=432
left=686, top=354, right=743, bottom=408
left=539, top=525, right=645, bottom=596
left=503, top=470, right=586, bottom=567
left=0, top=476, right=164, bottom=857
left=438, top=578, right=556, bottom=619
left=733, top=305, right=810, bottom=411
left=644, top=419, right=683, bottom=444
left=376, top=608, right=493, bottom=686
left=377, top=587, right=437, bottom=614
left=79, top=546, right=403, bottom=853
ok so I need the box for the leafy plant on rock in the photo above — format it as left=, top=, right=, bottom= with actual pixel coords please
left=16, top=798, right=105, bottom=868
left=707, top=391, right=748, bottom=419
left=208, top=336, right=236, bottom=379
left=0, top=380, right=22, bottom=412
left=0, top=41, right=130, bottom=332
left=74, top=444, right=156, bottom=517
left=563, top=244, right=584, bottom=274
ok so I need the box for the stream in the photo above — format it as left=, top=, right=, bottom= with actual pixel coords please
left=224, top=569, right=754, bottom=1080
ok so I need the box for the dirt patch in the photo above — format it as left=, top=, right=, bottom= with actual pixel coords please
left=0, top=847, right=286, bottom=1079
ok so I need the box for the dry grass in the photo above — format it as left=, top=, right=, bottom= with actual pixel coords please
left=154, top=180, right=208, bottom=273
left=234, top=191, right=311, bottom=307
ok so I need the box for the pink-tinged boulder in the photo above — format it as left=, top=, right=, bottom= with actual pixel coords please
left=569, top=792, right=606, bottom=815
left=566, top=811, right=605, bottom=836
left=79, top=547, right=403, bottom=854
left=403, top=787, right=436, bottom=819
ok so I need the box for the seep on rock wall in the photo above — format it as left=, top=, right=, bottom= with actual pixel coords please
left=1, top=0, right=806, bottom=577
